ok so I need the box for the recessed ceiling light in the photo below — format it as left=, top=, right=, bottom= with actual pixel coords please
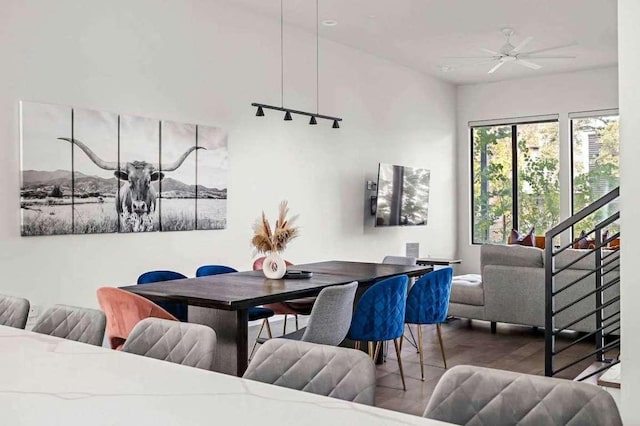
left=440, top=66, right=452, bottom=72
left=322, top=19, right=338, bottom=27
left=367, top=14, right=377, bottom=19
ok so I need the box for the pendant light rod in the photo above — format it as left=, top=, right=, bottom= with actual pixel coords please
left=251, top=0, right=342, bottom=128
left=281, top=0, right=284, bottom=108
left=316, top=0, right=319, bottom=114
left=251, top=103, right=342, bottom=122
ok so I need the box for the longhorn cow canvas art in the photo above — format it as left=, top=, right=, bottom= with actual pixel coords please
left=20, top=101, right=228, bottom=236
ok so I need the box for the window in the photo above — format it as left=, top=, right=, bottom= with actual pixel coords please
left=472, top=120, right=560, bottom=244
left=571, top=113, right=619, bottom=236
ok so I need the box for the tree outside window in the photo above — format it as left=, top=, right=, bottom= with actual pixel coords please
left=572, top=115, right=619, bottom=236
left=472, top=121, right=560, bottom=244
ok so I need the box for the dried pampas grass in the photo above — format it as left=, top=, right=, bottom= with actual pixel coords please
left=251, top=201, right=299, bottom=254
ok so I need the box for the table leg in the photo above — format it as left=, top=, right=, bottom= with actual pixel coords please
left=188, top=306, right=249, bottom=377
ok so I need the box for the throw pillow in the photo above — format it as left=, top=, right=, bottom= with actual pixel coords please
left=509, top=227, right=535, bottom=247
left=575, top=230, right=595, bottom=249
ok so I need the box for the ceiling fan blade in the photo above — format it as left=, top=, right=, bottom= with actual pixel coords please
left=442, top=56, right=495, bottom=59
left=517, top=59, right=542, bottom=70
left=522, top=42, right=578, bottom=56
left=511, top=36, right=534, bottom=53
left=519, top=55, right=576, bottom=59
left=481, top=48, right=500, bottom=56
left=450, top=59, right=502, bottom=69
left=488, top=61, right=505, bottom=74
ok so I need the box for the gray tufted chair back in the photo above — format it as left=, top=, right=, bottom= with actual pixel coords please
left=382, top=255, right=417, bottom=266
left=244, top=339, right=376, bottom=405
left=424, top=365, right=622, bottom=426
left=301, top=281, right=357, bottom=345
left=32, top=304, right=106, bottom=346
left=122, top=318, right=216, bottom=370
left=0, top=294, right=30, bottom=329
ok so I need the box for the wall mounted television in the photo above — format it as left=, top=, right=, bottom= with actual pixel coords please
left=374, top=163, right=431, bottom=227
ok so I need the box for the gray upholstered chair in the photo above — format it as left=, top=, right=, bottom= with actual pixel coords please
left=121, top=318, right=216, bottom=370
left=244, top=339, right=376, bottom=405
left=424, top=365, right=622, bottom=426
left=32, top=304, right=106, bottom=346
left=0, top=294, right=30, bottom=329
left=382, top=255, right=417, bottom=266
left=279, top=281, right=358, bottom=346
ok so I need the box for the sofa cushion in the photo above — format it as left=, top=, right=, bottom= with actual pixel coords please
left=481, top=244, right=543, bottom=269
left=450, top=274, right=483, bottom=306
left=554, top=249, right=595, bottom=271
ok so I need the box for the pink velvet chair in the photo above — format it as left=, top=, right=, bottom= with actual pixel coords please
left=96, top=287, right=178, bottom=350
left=252, top=257, right=316, bottom=334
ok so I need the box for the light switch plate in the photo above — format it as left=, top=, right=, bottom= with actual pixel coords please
left=406, top=242, right=419, bottom=258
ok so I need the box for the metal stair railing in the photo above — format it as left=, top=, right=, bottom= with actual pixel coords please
left=544, top=187, right=620, bottom=381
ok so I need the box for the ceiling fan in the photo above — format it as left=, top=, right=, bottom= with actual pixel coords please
left=446, top=28, right=577, bottom=74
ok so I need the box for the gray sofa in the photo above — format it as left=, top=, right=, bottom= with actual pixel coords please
left=448, top=244, right=619, bottom=333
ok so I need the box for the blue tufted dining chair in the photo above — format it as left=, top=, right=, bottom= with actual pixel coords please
left=405, top=267, right=453, bottom=380
left=137, top=270, right=188, bottom=322
left=196, top=265, right=275, bottom=360
left=347, top=274, right=409, bottom=390
left=195, top=265, right=238, bottom=277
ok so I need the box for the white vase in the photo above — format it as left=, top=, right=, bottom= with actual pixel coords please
left=262, top=252, right=287, bottom=279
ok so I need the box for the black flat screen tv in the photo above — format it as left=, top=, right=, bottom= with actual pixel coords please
left=374, top=163, right=431, bottom=227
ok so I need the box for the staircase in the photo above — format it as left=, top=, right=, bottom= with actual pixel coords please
left=544, top=187, right=620, bottom=383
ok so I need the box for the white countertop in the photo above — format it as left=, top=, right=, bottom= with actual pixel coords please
left=0, top=325, right=447, bottom=425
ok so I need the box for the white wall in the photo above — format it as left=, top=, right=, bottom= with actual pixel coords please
left=0, top=0, right=456, bottom=310
left=455, top=67, right=619, bottom=273
left=618, top=0, right=640, bottom=422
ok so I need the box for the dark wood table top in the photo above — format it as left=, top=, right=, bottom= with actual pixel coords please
left=292, top=261, right=431, bottom=280
left=120, top=261, right=432, bottom=311
left=416, top=258, right=462, bottom=266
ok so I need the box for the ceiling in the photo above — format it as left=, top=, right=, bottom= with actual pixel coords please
left=231, top=0, right=618, bottom=85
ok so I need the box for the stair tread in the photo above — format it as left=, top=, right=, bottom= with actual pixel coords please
left=597, top=362, right=621, bottom=389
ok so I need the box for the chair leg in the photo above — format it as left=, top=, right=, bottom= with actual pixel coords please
left=249, top=319, right=267, bottom=360
left=490, top=321, right=497, bottom=334
left=283, top=314, right=288, bottom=335
left=295, top=314, right=299, bottom=331
left=265, top=318, right=273, bottom=338
left=355, top=341, right=361, bottom=351
left=417, top=324, right=424, bottom=381
left=399, top=334, right=404, bottom=352
left=406, top=324, right=419, bottom=351
left=393, top=338, right=406, bottom=391
left=368, top=341, right=375, bottom=359
left=373, top=341, right=382, bottom=362
left=436, top=323, right=447, bottom=369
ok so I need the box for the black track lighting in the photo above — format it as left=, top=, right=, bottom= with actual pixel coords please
left=251, top=103, right=341, bottom=128
left=252, top=1, right=342, bottom=129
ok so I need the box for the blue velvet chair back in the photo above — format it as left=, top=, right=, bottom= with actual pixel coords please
left=137, top=270, right=188, bottom=322
left=196, top=265, right=238, bottom=277
left=137, top=270, right=187, bottom=284
left=347, top=275, right=408, bottom=342
left=405, top=267, right=453, bottom=325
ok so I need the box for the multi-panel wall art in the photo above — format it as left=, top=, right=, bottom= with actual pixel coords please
left=20, top=101, right=228, bottom=236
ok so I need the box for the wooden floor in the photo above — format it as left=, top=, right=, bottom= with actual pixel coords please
left=374, top=318, right=608, bottom=416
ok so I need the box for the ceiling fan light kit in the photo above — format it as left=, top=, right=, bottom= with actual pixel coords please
left=443, top=27, right=577, bottom=75
left=253, top=0, right=342, bottom=128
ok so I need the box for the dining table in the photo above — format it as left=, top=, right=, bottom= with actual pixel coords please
left=120, top=260, right=432, bottom=376
left=0, top=324, right=449, bottom=425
